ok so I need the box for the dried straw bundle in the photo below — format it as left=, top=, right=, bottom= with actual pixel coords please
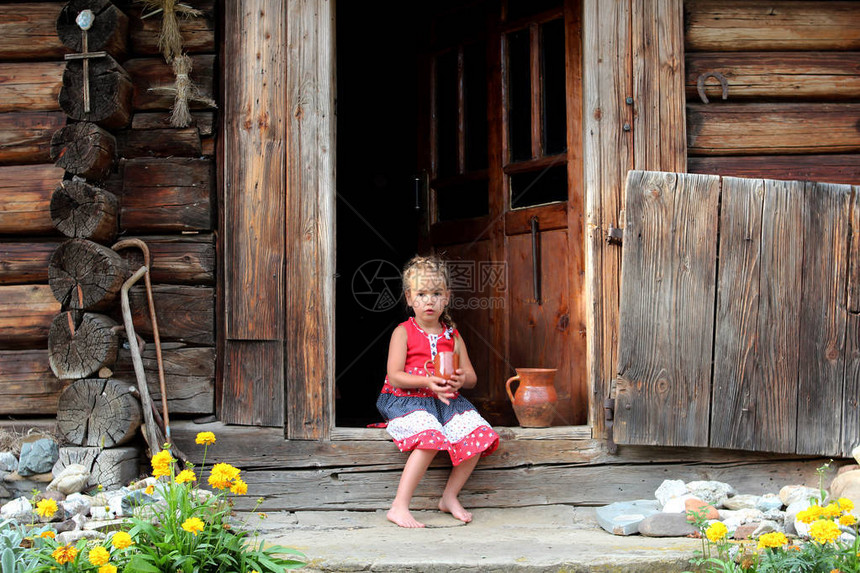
left=139, top=0, right=203, bottom=62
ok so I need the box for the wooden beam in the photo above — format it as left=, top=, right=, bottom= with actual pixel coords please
left=125, top=55, right=216, bottom=111
left=116, top=128, right=202, bottom=159
left=132, top=111, right=215, bottom=136
left=0, top=285, right=60, bottom=349
left=685, top=0, right=860, bottom=52
left=688, top=155, right=860, bottom=186
left=0, top=241, right=60, bottom=284
left=0, top=3, right=67, bottom=61
left=126, top=285, right=214, bottom=345
left=0, top=112, right=66, bottom=166
left=0, top=62, right=64, bottom=112
left=118, top=234, right=215, bottom=285
left=0, top=164, right=63, bottom=235
left=0, top=350, right=69, bottom=415
left=222, top=341, right=284, bottom=426
left=284, top=0, right=336, bottom=440
left=688, top=103, right=860, bottom=155
left=687, top=52, right=860, bottom=102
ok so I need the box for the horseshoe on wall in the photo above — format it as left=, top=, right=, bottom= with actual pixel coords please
left=696, top=72, right=729, bottom=104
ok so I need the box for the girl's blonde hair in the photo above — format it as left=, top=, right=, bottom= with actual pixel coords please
left=402, top=255, right=456, bottom=330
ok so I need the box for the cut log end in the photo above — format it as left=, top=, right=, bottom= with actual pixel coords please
left=56, top=0, right=129, bottom=57
left=51, top=179, right=118, bottom=241
left=49, top=311, right=119, bottom=380
left=50, top=122, right=116, bottom=181
left=48, top=238, right=127, bottom=310
left=57, top=378, right=142, bottom=447
left=59, top=56, right=133, bottom=129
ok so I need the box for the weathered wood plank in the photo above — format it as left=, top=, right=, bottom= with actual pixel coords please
left=688, top=103, right=860, bottom=156
left=685, top=1, right=860, bottom=52
left=116, top=128, right=202, bottom=159
left=284, top=0, right=336, bottom=439
left=132, top=111, right=215, bottom=136
left=0, top=3, right=67, bottom=61
left=127, top=0, right=216, bottom=56
left=632, top=0, right=686, bottom=171
left=119, top=158, right=213, bottom=232
left=756, top=179, right=804, bottom=453
left=0, top=349, right=69, bottom=415
left=0, top=164, right=63, bottom=235
left=125, top=55, right=215, bottom=111
left=687, top=53, right=860, bottom=102
left=222, top=341, right=284, bottom=427
left=0, top=112, right=66, bottom=165
left=126, top=285, right=214, bottom=345
left=582, top=0, right=632, bottom=438
left=795, top=182, right=851, bottom=456
left=0, top=62, right=63, bottom=112
left=0, top=241, right=60, bottom=284
left=615, top=171, right=719, bottom=447
left=710, top=177, right=763, bottom=451
left=118, top=234, right=215, bottom=285
left=0, top=284, right=60, bottom=349
left=114, top=344, right=215, bottom=414
left=688, top=155, right=860, bottom=187
left=844, top=190, right=860, bottom=456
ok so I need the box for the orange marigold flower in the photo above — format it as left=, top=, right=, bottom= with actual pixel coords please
left=230, top=478, right=248, bottom=495
left=35, top=498, right=57, bottom=518
left=181, top=517, right=205, bottom=536
left=195, top=431, right=216, bottom=446
left=208, top=463, right=241, bottom=490
left=111, top=531, right=134, bottom=549
left=88, top=546, right=110, bottom=566
left=39, top=530, right=55, bottom=539
left=52, top=545, right=78, bottom=564
left=144, top=484, right=155, bottom=495
left=175, top=469, right=197, bottom=484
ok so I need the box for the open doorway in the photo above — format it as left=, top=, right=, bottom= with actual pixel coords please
left=335, top=0, right=587, bottom=429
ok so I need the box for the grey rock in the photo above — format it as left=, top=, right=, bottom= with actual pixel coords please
left=0, top=483, right=10, bottom=499
left=62, top=493, right=92, bottom=517
left=779, top=485, right=819, bottom=507
left=655, top=480, right=688, bottom=507
left=756, top=493, right=783, bottom=512
left=0, top=452, right=17, bottom=472
left=596, top=500, right=660, bottom=535
left=752, top=520, right=782, bottom=537
left=18, top=439, right=58, bottom=476
left=121, top=490, right=156, bottom=516
left=55, top=518, right=77, bottom=533
left=638, top=513, right=697, bottom=537
left=56, top=529, right=105, bottom=545
left=37, top=490, right=66, bottom=502
left=686, top=481, right=736, bottom=507
left=0, top=496, right=32, bottom=522
left=723, top=494, right=760, bottom=510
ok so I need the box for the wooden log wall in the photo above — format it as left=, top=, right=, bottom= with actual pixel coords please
left=685, top=0, right=860, bottom=184
left=0, top=0, right=217, bottom=418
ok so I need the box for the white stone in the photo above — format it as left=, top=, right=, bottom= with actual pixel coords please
left=655, top=479, right=688, bottom=507
left=752, top=520, right=782, bottom=537
left=57, top=529, right=105, bottom=545
left=852, top=444, right=860, bottom=466
left=756, top=493, right=783, bottom=512
left=47, top=464, right=90, bottom=495
left=779, top=485, right=819, bottom=507
left=686, top=481, right=737, bottom=507
left=61, top=493, right=92, bottom=516
left=0, top=496, right=32, bottom=522
left=723, top=494, right=760, bottom=510
left=596, top=500, right=661, bottom=536
left=661, top=494, right=696, bottom=514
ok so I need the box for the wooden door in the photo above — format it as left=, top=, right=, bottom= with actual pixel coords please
left=419, top=0, right=586, bottom=426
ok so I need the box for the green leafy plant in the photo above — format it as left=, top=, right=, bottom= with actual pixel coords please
left=0, top=518, right=46, bottom=573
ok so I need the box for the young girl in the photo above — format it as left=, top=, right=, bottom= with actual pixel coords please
left=377, top=255, right=499, bottom=528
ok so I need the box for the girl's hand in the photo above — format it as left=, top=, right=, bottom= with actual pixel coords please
left=426, top=376, right=455, bottom=405
left=445, top=370, right=466, bottom=392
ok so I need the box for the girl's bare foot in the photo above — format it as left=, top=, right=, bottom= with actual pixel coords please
left=387, top=506, right=426, bottom=528
left=438, top=495, right=473, bottom=523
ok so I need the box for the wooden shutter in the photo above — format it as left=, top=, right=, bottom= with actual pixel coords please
left=615, top=169, right=858, bottom=457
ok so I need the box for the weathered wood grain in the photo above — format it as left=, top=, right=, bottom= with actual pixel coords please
left=615, top=171, right=719, bottom=447
left=125, top=55, right=215, bottom=111
left=126, top=284, right=214, bottom=345
left=685, top=1, right=860, bottom=52
left=116, top=128, right=202, bottom=159
left=843, top=198, right=860, bottom=456
left=131, top=111, right=215, bottom=136
left=118, top=234, right=215, bottom=285
left=688, top=155, right=860, bottom=187
left=119, top=158, right=213, bottom=232
left=688, top=103, right=860, bottom=156
left=127, top=0, right=216, bottom=56
left=0, top=349, right=69, bottom=415
left=222, top=341, right=284, bottom=427
left=56, top=0, right=128, bottom=58
left=0, top=285, right=60, bottom=349
left=51, top=180, right=118, bottom=242
left=0, top=241, right=59, bottom=284
left=710, top=177, right=764, bottom=451
left=686, top=52, right=860, bottom=102
left=284, top=0, right=336, bottom=439
left=50, top=122, right=116, bottom=180
left=57, top=378, right=141, bottom=447
left=0, top=62, right=63, bottom=112
left=60, top=55, right=133, bottom=129
left=795, top=182, right=851, bottom=456
left=0, top=112, right=66, bottom=166
left=114, top=344, right=214, bottom=414
left=48, top=238, right=127, bottom=311
left=48, top=311, right=119, bottom=380
left=0, top=3, right=67, bottom=61
left=0, top=164, right=64, bottom=235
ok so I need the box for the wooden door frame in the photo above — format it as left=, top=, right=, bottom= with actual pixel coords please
left=221, top=0, right=685, bottom=441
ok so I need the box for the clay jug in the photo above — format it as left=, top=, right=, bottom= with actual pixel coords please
left=505, top=368, right=558, bottom=427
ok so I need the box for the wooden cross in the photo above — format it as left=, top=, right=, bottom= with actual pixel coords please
left=63, top=10, right=107, bottom=114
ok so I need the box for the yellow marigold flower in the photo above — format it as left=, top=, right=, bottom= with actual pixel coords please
left=88, top=546, right=110, bottom=566
left=175, top=469, right=197, bottom=484
left=39, top=530, right=55, bottom=539
left=705, top=522, right=728, bottom=543
left=810, top=519, right=841, bottom=544
left=757, top=531, right=788, bottom=550
left=144, top=484, right=155, bottom=495
left=837, top=498, right=855, bottom=512
left=98, top=565, right=117, bottom=573
left=181, top=517, right=205, bottom=536
left=151, top=449, right=175, bottom=478
left=822, top=503, right=842, bottom=519
left=111, top=531, right=134, bottom=549
left=208, top=463, right=241, bottom=489
left=839, top=513, right=857, bottom=526
left=798, top=505, right=824, bottom=524
left=195, top=431, right=216, bottom=446
left=52, top=545, right=78, bottom=564
left=35, top=498, right=57, bottom=518
left=230, top=478, right=248, bottom=495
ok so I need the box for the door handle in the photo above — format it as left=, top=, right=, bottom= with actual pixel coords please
left=530, top=216, right=541, bottom=304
